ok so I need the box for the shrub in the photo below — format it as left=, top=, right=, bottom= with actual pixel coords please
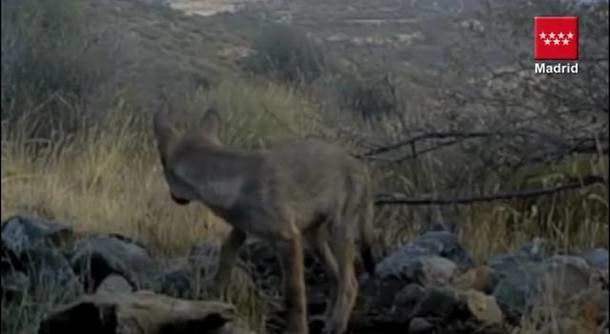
left=246, top=23, right=327, bottom=84
left=1, top=0, right=118, bottom=139
left=337, top=71, right=400, bottom=120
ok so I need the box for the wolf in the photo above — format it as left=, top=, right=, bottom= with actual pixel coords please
left=152, top=108, right=376, bottom=334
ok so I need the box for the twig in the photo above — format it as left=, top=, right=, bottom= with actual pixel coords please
left=360, top=130, right=522, bottom=158
left=374, top=175, right=607, bottom=206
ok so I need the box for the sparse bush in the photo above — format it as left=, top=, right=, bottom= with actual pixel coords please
left=337, top=71, right=400, bottom=120
left=165, top=78, right=333, bottom=149
left=246, top=23, right=327, bottom=84
left=1, top=0, right=118, bottom=139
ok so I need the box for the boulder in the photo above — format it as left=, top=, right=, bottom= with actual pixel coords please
left=95, top=274, right=134, bottom=294
left=453, top=266, right=495, bottom=293
left=376, top=231, right=474, bottom=277
left=1, top=270, right=29, bottom=301
left=352, top=284, right=504, bottom=333
left=70, top=234, right=158, bottom=292
left=38, top=291, right=252, bottom=334
left=408, top=317, right=434, bottom=334
left=358, top=231, right=469, bottom=313
left=1, top=215, right=80, bottom=301
left=156, top=266, right=196, bottom=298
left=493, top=255, right=598, bottom=321
left=376, top=255, right=458, bottom=287
left=1, top=215, right=74, bottom=260
left=582, top=248, right=609, bottom=270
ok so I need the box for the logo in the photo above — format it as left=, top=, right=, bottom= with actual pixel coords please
left=534, top=16, right=578, bottom=60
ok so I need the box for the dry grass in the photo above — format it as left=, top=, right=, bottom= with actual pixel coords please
left=2, top=82, right=608, bottom=334
left=1, top=116, right=223, bottom=257
left=1, top=1, right=607, bottom=332
left=1, top=77, right=332, bottom=255
left=0, top=78, right=329, bottom=333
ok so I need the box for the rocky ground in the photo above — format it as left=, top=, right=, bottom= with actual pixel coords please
left=2, top=215, right=608, bottom=333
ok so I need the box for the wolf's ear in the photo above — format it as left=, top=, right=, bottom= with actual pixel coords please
left=201, top=107, right=222, bottom=138
left=153, top=110, right=176, bottom=156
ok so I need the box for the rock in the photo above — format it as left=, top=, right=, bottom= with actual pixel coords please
left=362, top=231, right=467, bottom=316
left=487, top=238, right=547, bottom=271
left=516, top=237, right=547, bottom=258
left=38, top=291, right=251, bottom=334
left=395, top=284, right=503, bottom=325
left=582, top=248, right=609, bottom=270
left=493, top=255, right=597, bottom=321
left=484, top=240, right=549, bottom=294
left=189, top=242, right=220, bottom=271
left=95, top=274, right=133, bottom=294
left=1, top=215, right=74, bottom=259
left=377, top=255, right=458, bottom=287
left=1, top=216, right=80, bottom=301
left=26, top=244, right=81, bottom=299
left=355, top=231, right=472, bottom=331
left=353, top=282, right=505, bottom=333
left=395, top=284, right=461, bottom=319
left=239, top=240, right=327, bottom=293
left=0, top=270, right=29, bottom=302
left=70, top=234, right=158, bottom=292
left=462, top=290, right=503, bottom=325
left=408, top=317, right=434, bottom=333
left=376, top=231, right=474, bottom=277
left=453, top=266, right=495, bottom=293
left=156, top=266, right=196, bottom=298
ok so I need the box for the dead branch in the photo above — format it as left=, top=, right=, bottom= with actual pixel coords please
left=374, top=175, right=607, bottom=206
left=360, top=131, right=514, bottom=158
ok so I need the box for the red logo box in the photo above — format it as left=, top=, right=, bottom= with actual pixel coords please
left=534, top=16, right=579, bottom=60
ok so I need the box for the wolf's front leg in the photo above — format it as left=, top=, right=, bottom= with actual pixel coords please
left=213, top=228, right=247, bottom=298
left=278, top=232, right=309, bottom=334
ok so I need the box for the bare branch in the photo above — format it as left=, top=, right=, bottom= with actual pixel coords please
left=374, top=175, right=607, bottom=206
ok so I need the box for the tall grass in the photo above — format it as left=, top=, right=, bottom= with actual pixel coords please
left=1, top=1, right=607, bottom=333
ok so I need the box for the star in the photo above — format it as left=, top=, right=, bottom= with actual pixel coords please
left=567, top=32, right=574, bottom=39
left=549, top=32, right=556, bottom=39
left=539, top=32, right=546, bottom=39
left=563, top=39, right=569, bottom=45
left=558, top=32, right=565, bottom=39
left=544, top=39, right=551, bottom=45
left=553, top=39, right=560, bottom=45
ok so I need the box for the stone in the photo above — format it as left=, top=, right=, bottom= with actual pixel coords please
left=582, top=248, right=609, bottom=270
left=26, top=244, right=81, bottom=299
left=0, top=270, right=29, bottom=302
left=156, top=266, right=196, bottom=298
left=462, top=290, right=503, bottom=325
left=453, top=266, right=495, bottom=293
left=1, top=215, right=74, bottom=259
left=95, top=274, right=133, bottom=294
left=408, top=317, right=434, bottom=333
left=376, top=231, right=473, bottom=277
left=377, top=255, right=458, bottom=287
left=1, top=216, right=80, bottom=301
left=492, top=255, right=597, bottom=320
left=38, top=291, right=251, bottom=334
left=70, top=234, right=158, bottom=292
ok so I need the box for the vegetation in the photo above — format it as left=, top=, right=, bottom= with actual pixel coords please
left=245, top=23, right=327, bottom=84
left=1, top=0, right=607, bottom=333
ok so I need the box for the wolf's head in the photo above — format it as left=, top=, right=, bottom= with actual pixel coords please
left=152, top=108, right=222, bottom=205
